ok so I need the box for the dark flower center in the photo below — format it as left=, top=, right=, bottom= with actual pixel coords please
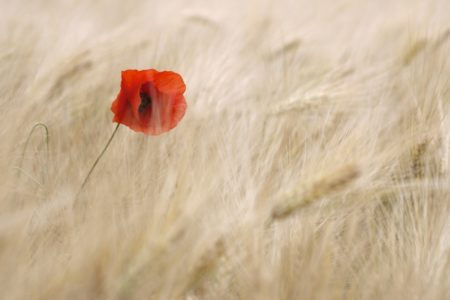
left=139, top=92, right=152, bottom=113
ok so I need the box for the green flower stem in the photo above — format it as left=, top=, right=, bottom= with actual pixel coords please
left=78, top=123, right=120, bottom=195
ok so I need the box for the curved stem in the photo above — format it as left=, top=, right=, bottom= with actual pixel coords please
left=17, top=122, right=50, bottom=180
left=78, top=123, right=120, bottom=195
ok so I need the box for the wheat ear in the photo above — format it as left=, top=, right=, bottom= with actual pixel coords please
left=271, top=164, right=360, bottom=220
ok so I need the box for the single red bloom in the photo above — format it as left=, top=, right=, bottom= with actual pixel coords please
left=111, top=69, right=187, bottom=135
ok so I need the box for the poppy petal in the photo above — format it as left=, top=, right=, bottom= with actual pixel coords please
left=154, top=71, right=186, bottom=94
left=111, top=69, right=187, bottom=136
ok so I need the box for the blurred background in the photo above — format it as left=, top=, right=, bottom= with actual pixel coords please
left=1, top=0, right=449, bottom=299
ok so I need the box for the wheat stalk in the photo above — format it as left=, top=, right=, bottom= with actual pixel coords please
left=271, top=165, right=360, bottom=220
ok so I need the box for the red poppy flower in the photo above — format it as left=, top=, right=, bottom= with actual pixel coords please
left=111, top=69, right=187, bottom=135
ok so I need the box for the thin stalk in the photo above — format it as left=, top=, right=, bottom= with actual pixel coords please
left=17, top=122, right=50, bottom=181
left=78, top=123, right=120, bottom=195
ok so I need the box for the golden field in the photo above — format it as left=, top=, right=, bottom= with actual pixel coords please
left=1, top=0, right=449, bottom=299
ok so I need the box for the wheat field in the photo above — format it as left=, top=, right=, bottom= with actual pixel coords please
left=1, top=0, right=450, bottom=299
